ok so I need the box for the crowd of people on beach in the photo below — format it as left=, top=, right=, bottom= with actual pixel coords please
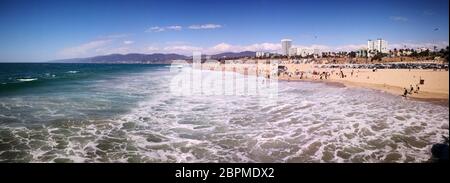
left=280, top=67, right=355, bottom=81
left=319, top=63, right=449, bottom=70
left=402, top=84, right=421, bottom=98
left=278, top=65, right=430, bottom=99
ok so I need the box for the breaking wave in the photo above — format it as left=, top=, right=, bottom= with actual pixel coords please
left=0, top=66, right=448, bottom=162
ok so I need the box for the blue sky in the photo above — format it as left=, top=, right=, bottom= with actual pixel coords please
left=0, top=0, right=448, bottom=62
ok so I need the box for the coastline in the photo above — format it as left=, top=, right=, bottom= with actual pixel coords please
left=198, top=62, right=449, bottom=106
left=0, top=63, right=448, bottom=163
left=278, top=63, right=448, bottom=101
left=280, top=78, right=449, bottom=106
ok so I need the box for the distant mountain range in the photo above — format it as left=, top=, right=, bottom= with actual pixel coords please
left=51, top=51, right=256, bottom=64
left=209, top=51, right=256, bottom=59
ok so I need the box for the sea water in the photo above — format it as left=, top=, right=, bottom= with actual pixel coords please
left=0, top=63, right=448, bottom=162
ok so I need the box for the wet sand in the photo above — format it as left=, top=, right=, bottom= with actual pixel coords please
left=281, top=79, right=449, bottom=106
left=198, top=62, right=449, bottom=104
left=279, top=64, right=449, bottom=101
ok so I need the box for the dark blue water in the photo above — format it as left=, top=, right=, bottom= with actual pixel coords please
left=0, top=63, right=165, bottom=95
left=0, top=63, right=180, bottom=162
left=0, top=63, right=171, bottom=125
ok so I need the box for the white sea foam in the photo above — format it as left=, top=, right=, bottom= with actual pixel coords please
left=0, top=67, right=448, bottom=163
left=103, top=70, right=448, bottom=163
left=17, top=78, right=37, bottom=82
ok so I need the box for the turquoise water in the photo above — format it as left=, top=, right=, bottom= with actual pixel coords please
left=0, top=63, right=448, bottom=163
left=0, top=64, right=169, bottom=126
left=0, top=63, right=178, bottom=162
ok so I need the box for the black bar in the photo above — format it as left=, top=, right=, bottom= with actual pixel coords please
left=0, top=163, right=447, bottom=182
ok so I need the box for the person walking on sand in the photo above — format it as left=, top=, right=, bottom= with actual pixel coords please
left=414, top=84, right=420, bottom=94
left=403, top=88, right=408, bottom=98
left=409, top=85, right=414, bottom=94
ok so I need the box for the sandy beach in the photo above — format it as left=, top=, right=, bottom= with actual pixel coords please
left=199, top=62, right=449, bottom=103
left=279, top=64, right=449, bottom=101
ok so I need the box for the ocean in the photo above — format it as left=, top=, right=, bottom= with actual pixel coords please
left=0, top=63, right=448, bottom=162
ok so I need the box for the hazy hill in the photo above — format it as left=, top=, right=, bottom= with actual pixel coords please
left=51, top=51, right=256, bottom=63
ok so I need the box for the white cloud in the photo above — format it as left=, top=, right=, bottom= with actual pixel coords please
left=60, top=39, right=450, bottom=59
left=202, top=42, right=280, bottom=54
left=60, top=39, right=112, bottom=57
left=293, top=44, right=331, bottom=51
left=164, top=45, right=202, bottom=51
left=144, top=46, right=160, bottom=53
left=166, top=25, right=182, bottom=31
left=209, top=43, right=235, bottom=52
left=390, top=16, right=408, bottom=22
left=145, top=24, right=222, bottom=32
left=165, top=41, right=190, bottom=45
left=145, top=25, right=183, bottom=32
left=146, top=26, right=165, bottom=32
left=147, top=42, right=363, bottom=55
left=123, top=40, right=134, bottom=45
left=334, top=44, right=366, bottom=51
left=188, top=24, right=222, bottom=30
left=96, top=47, right=131, bottom=55
left=243, top=43, right=281, bottom=52
left=163, top=45, right=202, bottom=55
left=101, top=34, right=130, bottom=39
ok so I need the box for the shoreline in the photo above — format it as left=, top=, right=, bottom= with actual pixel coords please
left=196, top=62, right=449, bottom=106
left=278, top=63, right=448, bottom=102
left=279, top=77, right=449, bottom=106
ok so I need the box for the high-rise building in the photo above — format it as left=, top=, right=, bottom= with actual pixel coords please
left=368, top=40, right=375, bottom=51
left=368, top=38, right=388, bottom=53
left=281, top=39, right=292, bottom=56
left=377, top=39, right=388, bottom=53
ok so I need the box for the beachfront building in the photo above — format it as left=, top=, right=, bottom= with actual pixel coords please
left=368, top=38, right=389, bottom=53
left=281, top=39, right=292, bottom=56
left=313, top=49, right=321, bottom=58
left=256, top=51, right=276, bottom=58
left=256, top=51, right=265, bottom=58
left=289, top=47, right=297, bottom=56
left=298, top=48, right=315, bottom=57
left=357, top=49, right=368, bottom=57
left=415, top=47, right=429, bottom=53
left=256, top=51, right=275, bottom=58
left=296, top=48, right=303, bottom=57
left=403, top=50, right=413, bottom=56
